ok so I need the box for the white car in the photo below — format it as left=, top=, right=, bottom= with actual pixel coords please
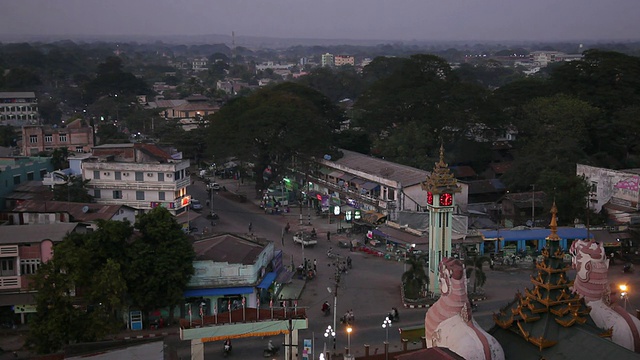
left=190, top=199, right=203, bottom=211
left=209, top=182, right=221, bottom=191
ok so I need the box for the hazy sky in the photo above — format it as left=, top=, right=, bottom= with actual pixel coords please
left=3, top=0, right=639, bottom=42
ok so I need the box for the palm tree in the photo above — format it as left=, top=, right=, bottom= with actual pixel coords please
left=402, top=252, right=429, bottom=299
left=464, top=255, right=491, bottom=294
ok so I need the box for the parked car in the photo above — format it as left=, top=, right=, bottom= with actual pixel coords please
left=209, top=182, right=221, bottom=191
left=293, top=231, right=318, bottom=247
left=190, top=199, right=203, bottom=211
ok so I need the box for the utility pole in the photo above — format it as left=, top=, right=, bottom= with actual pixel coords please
left=531, top=184, right=535, bottom=228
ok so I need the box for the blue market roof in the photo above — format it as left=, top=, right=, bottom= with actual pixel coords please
left=480, top=227, right=593, bottom=241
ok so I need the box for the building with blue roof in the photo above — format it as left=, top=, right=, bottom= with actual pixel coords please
left=480, top=227, right=593, bottom=254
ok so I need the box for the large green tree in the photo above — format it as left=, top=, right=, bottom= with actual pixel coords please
left=206, top=82, right=343, bottom=192
left=126, top=207, right=195, bottom=324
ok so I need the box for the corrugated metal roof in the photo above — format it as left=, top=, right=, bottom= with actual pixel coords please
left=0, top=223, right=79, bottom=244
left=331, top=149, right=430, bottom=187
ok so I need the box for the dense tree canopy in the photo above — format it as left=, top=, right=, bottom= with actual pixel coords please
left=206, top=82, right=343, bottom=191
left=28, top=209, right=194, bottom=354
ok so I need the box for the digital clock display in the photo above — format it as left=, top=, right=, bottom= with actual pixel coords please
left=439, top=193, right=453, bottom=206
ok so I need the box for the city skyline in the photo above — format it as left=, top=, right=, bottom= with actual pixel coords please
left=2, top=0, right=639, bottom=43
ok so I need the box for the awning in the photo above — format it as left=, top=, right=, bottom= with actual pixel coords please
left=0, top=292, right=35, bottom=307
left=257, top=272, right=277, bottom=289
left=276, top=270, right=294, bottom=284
left=184, top=287, right=254, bottom=297
left=351, top=178, right=366, bottom=185
left=328, top=170, right=344, bottom=178
left=176, top=211, right=201, bottom=224
left=339, top=174, right=356, bottom=182
left=361, top=182, right=379, bottom=190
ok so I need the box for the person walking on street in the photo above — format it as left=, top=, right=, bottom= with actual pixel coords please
left=249, top=222, right=253, bottom=233
left=327, top=231, right=331, bottom=242
left=313, top=259, right=317, bottom=271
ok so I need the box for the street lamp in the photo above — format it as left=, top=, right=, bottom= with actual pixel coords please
left=620, top=284, right=629, bottom=310
left=346, top=326, right=353, bottom=357
left=382, top=316, right=392, bottom=360
left=327, top=287, right=337, bottom=350
left=324, top=325, right=335, bottom=359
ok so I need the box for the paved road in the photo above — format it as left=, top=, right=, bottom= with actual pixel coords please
left=169, top=177, right=640, bottom=359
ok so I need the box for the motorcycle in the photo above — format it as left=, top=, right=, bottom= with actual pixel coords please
left=387, top=308, right=399, bottom=322
left=223, top=343, right=232, bottom=357
left=263, top=345, right=280, bottom=357
left=322, top=302, right=331, bottom=316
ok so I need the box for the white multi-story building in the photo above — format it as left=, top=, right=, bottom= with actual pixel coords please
left=321, top=53, right=334, bottom=67
left=82, top=143, right=190, bottom=215
left=0, top=92, right=39, bottom=126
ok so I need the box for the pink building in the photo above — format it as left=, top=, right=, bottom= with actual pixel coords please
left=0, top=223, right=79, bottom=324
left=21, top=119, right=94, bottom=157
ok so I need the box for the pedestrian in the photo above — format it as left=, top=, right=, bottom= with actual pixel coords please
left=327, top=231, right=331, bottom=242
left=249, top=222, right=253, bottom=233
left=313, top=259, right=317, bottom=271
left=281, top=234, right=285, bottom=246
left=206, top=199, right=210, bottom=207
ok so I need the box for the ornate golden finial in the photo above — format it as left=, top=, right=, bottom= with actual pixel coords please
left=421, top=144, right=461, bottom=195
left=547, top=201, right=560, bottom=241
left=438, top=143, right=446, bottom=167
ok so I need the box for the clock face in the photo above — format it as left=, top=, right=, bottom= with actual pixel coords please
left=427, top=192, right=433, bottom=205
left=439, top=193, right=453, bottom=206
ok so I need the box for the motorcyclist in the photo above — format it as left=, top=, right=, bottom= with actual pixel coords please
left=224, top=339, right=232, bottom=352
left=322, top=301, right=330, bottom=315
left=268, top=340, right=275, bottom=352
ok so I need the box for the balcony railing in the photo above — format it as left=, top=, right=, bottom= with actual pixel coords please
left=88, top=177, right=190, bottom=191
left=0, top=276, right=20, bottom=290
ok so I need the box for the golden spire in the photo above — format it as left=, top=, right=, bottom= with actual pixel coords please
left=421, top=143, right=461, bottom=195
left=547, top=202, right=560, bottom=241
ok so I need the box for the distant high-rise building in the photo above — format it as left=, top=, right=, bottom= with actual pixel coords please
left=321, top=53, right=334, bottom=67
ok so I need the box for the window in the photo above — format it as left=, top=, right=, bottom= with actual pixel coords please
left=93, top=170, right=100, bottom=180
left=136, top=191, right=145, bottom=200
left=44, top=134, right=52, bottom=143
left=159, top=191, right=165, bottom=201
left=20, top=259, right=41, bottom=275
left=158, top=173, right=164, bottom=182
left=27, top=172, right=34, bottom=181
left=29, top=135, right=38, bottom=143
left=115, top=171, right=121, bottom=180
left=135, top=172, right=144, bottom=181
left=113, top=190, right=122, bottom=199
left=13, top=174, right=20, bottom=185
left=59, top=134, right=67, bottom=142
left=94, top=189, right=101, bottom=198
left=388, top=188, right=395, bottom=201
left=75, top=146, right=84, bottom=153
left=0, top=259, right=16, bottom=276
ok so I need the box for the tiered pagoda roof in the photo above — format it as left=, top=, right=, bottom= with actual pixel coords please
left=489, top=203, right=638, bottom=359
left=422, top=144, right=461, bottom=195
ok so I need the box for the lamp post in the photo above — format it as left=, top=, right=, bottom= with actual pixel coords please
left=382, top=317, right=392, bottom=360
left=620, top=284, right=629, bottom=311
left=346, top=326, right=353, bottom=357
left=328, top=286, right=338, bottom=350
left=324, top=325, right=335, bottom=359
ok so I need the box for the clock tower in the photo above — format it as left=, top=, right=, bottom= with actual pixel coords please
left=421, top=144, right=461, bottom=295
